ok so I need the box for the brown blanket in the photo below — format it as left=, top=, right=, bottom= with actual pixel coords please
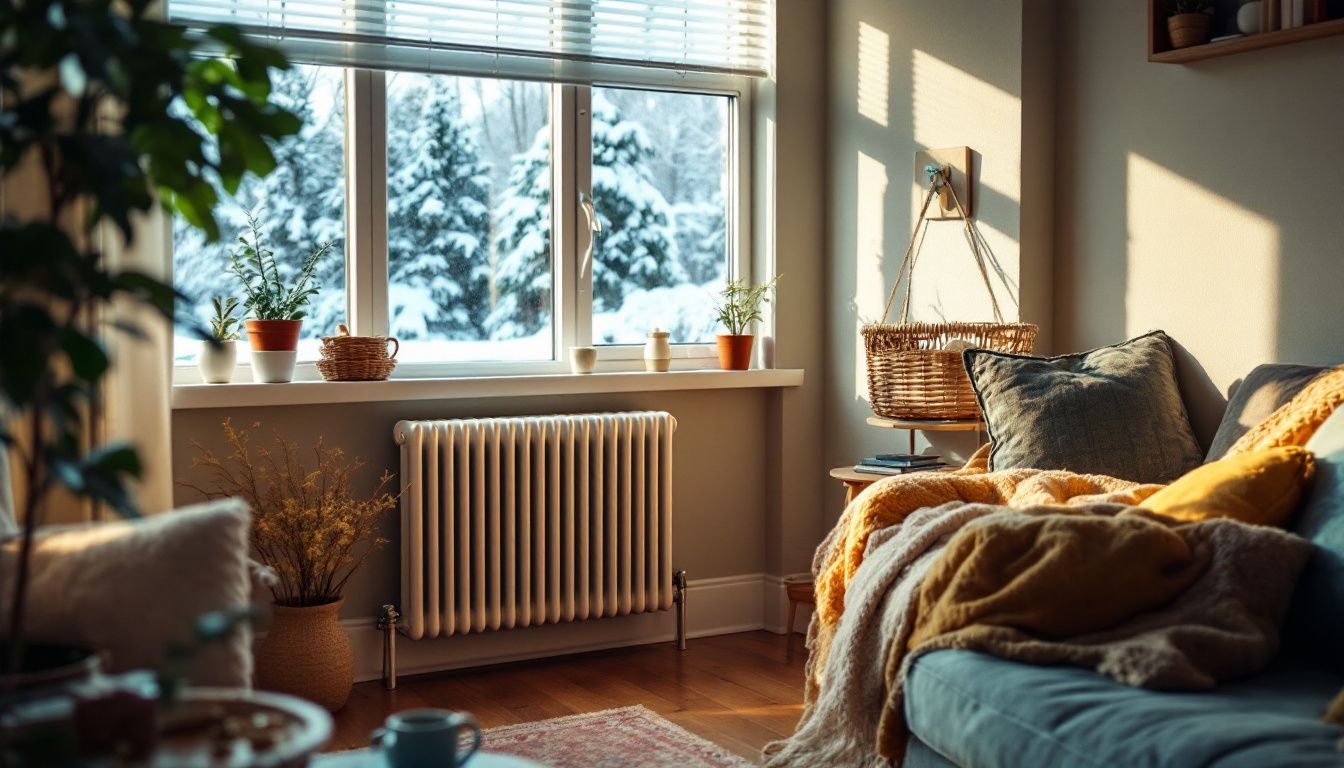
left=809, top=463, right=1160, bottom=702
left=879, top=507, right=1313, bottom=756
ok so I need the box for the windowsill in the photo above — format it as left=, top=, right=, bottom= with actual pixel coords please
left=171, top=368, right=805, bottom=410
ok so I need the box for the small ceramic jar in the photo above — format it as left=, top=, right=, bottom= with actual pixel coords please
left=570, top=346, right=597, bottom=374
left=644, top=329, right=671, bottom=372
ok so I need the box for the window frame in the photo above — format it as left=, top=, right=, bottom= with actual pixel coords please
left=171, top=65, right=752, bottom=383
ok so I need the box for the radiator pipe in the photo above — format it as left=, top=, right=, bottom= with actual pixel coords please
left=673, top=570, right=688, bottom=651
left=379, top=604, right=400, bottom=690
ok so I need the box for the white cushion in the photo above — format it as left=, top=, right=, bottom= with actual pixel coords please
left=0, top=499, right=253, bottom=687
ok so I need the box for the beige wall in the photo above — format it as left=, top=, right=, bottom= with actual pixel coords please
left=824, top=0, right=1055, bottom=473
left=173, top=390, right=774, bottom=620
left=171, top=0, right=831, bottom=626
left=1054, top=1, right=1344, bottom=445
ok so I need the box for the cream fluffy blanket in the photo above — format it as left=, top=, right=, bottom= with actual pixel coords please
left=762, top=501, right=1014, bottom=768
left=765, top=497, right=1312, bottom=767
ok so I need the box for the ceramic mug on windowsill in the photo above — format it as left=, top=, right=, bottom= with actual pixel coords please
left=570, top=346, right=598, bottom=374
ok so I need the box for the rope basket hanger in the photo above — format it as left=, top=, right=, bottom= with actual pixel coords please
left=861, top=165, right=1036, bottom=421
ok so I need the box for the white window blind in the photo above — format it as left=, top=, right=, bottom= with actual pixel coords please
left=168, top=0, right=773, bottom=82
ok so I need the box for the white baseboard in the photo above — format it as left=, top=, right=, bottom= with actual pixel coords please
left=343, top=571, right=813, bottom=683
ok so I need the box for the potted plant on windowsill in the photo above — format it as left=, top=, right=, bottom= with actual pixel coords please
left=228, top=211, right=333, bottom=383
left=183, top=420, right=396, bottom=712
left=199, top=297, right=241, bottom=384
left=1168, top=0, right=1214, bottom=48
left=713, top=276, right=779, bottom=371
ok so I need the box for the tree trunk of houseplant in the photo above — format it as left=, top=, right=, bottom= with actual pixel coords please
left=716, top=334, right=754, bottom=371
left=254, top=599, right=353, bottom=712
left=245, top=319, right=302, bottom=383
left=1168, top=13, right=1212, bottom=48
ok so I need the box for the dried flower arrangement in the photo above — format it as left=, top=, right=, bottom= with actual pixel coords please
left=183, top=419, right=396, bottom=607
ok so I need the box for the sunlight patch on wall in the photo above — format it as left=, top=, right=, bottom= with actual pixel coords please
left=854, top=150, right=889, bottom=400
left=1126, top=153, right=1279, bottom=392
left=911, top=49, right=1020, bottom=203
left=857, top=22, right=890, bottom=127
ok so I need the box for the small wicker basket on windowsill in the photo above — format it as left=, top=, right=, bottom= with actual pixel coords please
left=316, top=325, right=399, bottom=382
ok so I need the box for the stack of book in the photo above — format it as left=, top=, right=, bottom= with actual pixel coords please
left=1262, top=0, right=1326, bottom=32
left=853, top=453, right=950, bottom=476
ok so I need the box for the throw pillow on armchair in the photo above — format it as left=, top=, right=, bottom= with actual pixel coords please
left=963, top=330, right=1203, bottom=484
left=0, top=498, right=253, bottom=687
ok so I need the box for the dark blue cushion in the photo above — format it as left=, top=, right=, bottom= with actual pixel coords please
left=905, top=650, right=1344, bottom=768
left=1284, top=406, right=1344, bottom=670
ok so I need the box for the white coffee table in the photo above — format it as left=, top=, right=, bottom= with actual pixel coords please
left=313, top=750, right=543, bottom=767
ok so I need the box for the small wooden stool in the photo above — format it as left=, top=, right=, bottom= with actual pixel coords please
left=785, top=578, right=815, bottom=634
left=784, top=577, right=815, bottom=661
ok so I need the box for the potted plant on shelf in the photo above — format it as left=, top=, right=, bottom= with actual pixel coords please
left=0, top=0, right=298, bottom=688
left=183, top=420, right=396, bottom=711
left=713, top=277, right=779, bottom=370
left=1168, top=0, right=1214, bottom=48
left=199, top=297, right=242, bottom=384
left=228, top=211, right=333, bottom=383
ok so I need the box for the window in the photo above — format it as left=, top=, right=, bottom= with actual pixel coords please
left=385, top=74, right=552, bottom=363
left=167, top=1, right=766, bottom=379
left=172, top=64, right=347, bottom=364
left=590, top=87, right=730, bottom=346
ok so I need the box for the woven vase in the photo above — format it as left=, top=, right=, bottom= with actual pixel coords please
left=255, top=599, right=354, bottom=712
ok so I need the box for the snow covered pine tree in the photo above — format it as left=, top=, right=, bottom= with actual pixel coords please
left=387, top=77, right=493, bottom=340
left=172, top=65, right=347, bottom=343
left=489, top=92, right=683, bottom=340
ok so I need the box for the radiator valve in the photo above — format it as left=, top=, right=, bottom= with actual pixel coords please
left=378, top=604, right=400, bottom=690
left=673, top=570, right=688, bottom=651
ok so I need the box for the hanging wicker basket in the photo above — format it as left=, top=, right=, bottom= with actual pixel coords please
left=862, top=170, right=1037, bottom=420
left=317, top=325, right=399, bottom=382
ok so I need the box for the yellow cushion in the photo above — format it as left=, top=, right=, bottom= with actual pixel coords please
left=1140, top=447, right=1315, bottom=527
left=1227, top=367, right=1344, bottom=456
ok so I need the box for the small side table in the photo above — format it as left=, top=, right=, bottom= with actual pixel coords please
left=828, top=466, right=878, bottom=505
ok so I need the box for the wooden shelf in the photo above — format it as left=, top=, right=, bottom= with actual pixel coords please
left=1149, top=1, right=1344, bottom=63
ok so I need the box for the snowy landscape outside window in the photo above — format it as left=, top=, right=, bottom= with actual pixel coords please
left=170, top=67, right=741, bottom=376
left=386, top=74, right=552, bottom=363
left=590, top=88, right=730, bottom=346
left=171, top=64, right=347, bottom=363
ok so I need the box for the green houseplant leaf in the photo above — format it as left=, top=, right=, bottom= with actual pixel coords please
left=713, top=276, right=780, bottom=336
left=0, top=0, right=299, bottom=673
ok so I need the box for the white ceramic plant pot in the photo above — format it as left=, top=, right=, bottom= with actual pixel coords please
left=251, top=350, right=298, bottom=384
left=198, top=340, right=238, bottom=384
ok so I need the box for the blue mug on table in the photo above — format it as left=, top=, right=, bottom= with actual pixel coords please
left=371, top=708, right=482, bottom=768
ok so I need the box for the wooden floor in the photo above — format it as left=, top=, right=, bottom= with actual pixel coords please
left=328, top=630, right=806, bottom=761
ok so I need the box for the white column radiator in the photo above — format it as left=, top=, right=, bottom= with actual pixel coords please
left=393, top=412, right=679, bottom=643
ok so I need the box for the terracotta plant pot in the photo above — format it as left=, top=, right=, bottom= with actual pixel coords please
left=716, top=334, right=755, bottom=371
left=245, top=319, right=303, bottom=352
left=1168, top=13, right=1212, bottom=48
left=254, top=599, right=354, bottom=712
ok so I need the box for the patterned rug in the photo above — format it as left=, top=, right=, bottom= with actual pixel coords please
left=483, top=705, right=755, bottom=767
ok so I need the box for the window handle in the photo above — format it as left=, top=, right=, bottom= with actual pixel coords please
left=579, top=192, right=602, bottom=280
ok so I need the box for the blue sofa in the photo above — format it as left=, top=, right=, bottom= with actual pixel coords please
left=901, top=377, right=1344, bottom=768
